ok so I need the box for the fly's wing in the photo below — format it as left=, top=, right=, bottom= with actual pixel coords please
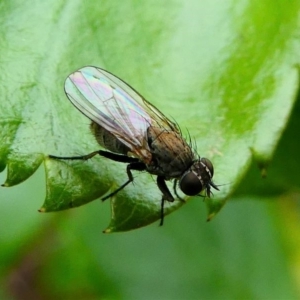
left=64, top=66, right=179, bottom=161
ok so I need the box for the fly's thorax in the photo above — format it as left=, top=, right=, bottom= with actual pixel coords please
left=179, top=157, right=214, bottom=196
left=90, top=122, right=130, bottom=155
left=146, top=126, right=194, bottom=178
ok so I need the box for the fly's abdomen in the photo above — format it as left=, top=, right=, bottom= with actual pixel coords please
left=147, top=126, right=194, bottom=178
left=90, top=122, right=130, bottom=155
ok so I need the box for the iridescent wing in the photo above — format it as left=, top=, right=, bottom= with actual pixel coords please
left=64, top=66, right=179, bottom=159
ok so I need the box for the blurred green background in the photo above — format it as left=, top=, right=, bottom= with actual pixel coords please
left=1, top=1, right=300, bottom=299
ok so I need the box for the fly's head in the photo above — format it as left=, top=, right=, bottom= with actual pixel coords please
left=179, top=158, right=219, bottom=198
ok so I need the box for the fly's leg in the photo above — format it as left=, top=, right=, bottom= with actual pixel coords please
left=49, top=150, right=138, bottom=163
left=49, top=151, right=146, bottom=199
left=101, top=161, right=146, bottom=201
left=157, top=176, right=174, bottom=226
left=173, top=179, right=186, bottom=202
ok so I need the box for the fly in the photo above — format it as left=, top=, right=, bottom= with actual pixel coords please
left=49, top=66, right=219, bottom=225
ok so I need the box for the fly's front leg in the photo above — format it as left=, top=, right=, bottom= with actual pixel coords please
left=173, top=179, right=186, bottom=202
left=157, top=176, right=174, bottom=226
left=101, top=161, right=146, bottom=201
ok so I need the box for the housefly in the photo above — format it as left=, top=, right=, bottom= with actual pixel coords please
left=49, top=66, right=218, bottom=225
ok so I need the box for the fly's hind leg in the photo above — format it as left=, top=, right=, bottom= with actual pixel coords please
left=49, top=150, right=139, bottom=163
left=49, top=150, right=146, bottom=200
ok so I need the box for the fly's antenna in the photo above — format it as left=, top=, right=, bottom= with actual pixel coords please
left=211, top=182, right=232, bottom=190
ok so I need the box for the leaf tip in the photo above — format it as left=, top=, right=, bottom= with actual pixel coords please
left=102, top=227, right=112, bottom=234
left=206, top=212, right=216, bottom=222
left=38, top=207, right=46, bottom=213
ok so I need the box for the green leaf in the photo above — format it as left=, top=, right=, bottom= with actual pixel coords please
left=1, top=1, right=300, bottom=232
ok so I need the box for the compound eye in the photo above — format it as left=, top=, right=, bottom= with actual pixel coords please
left=201, top=157, right=214, bottom=177
left=179, top=171, right=203, bottom=196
